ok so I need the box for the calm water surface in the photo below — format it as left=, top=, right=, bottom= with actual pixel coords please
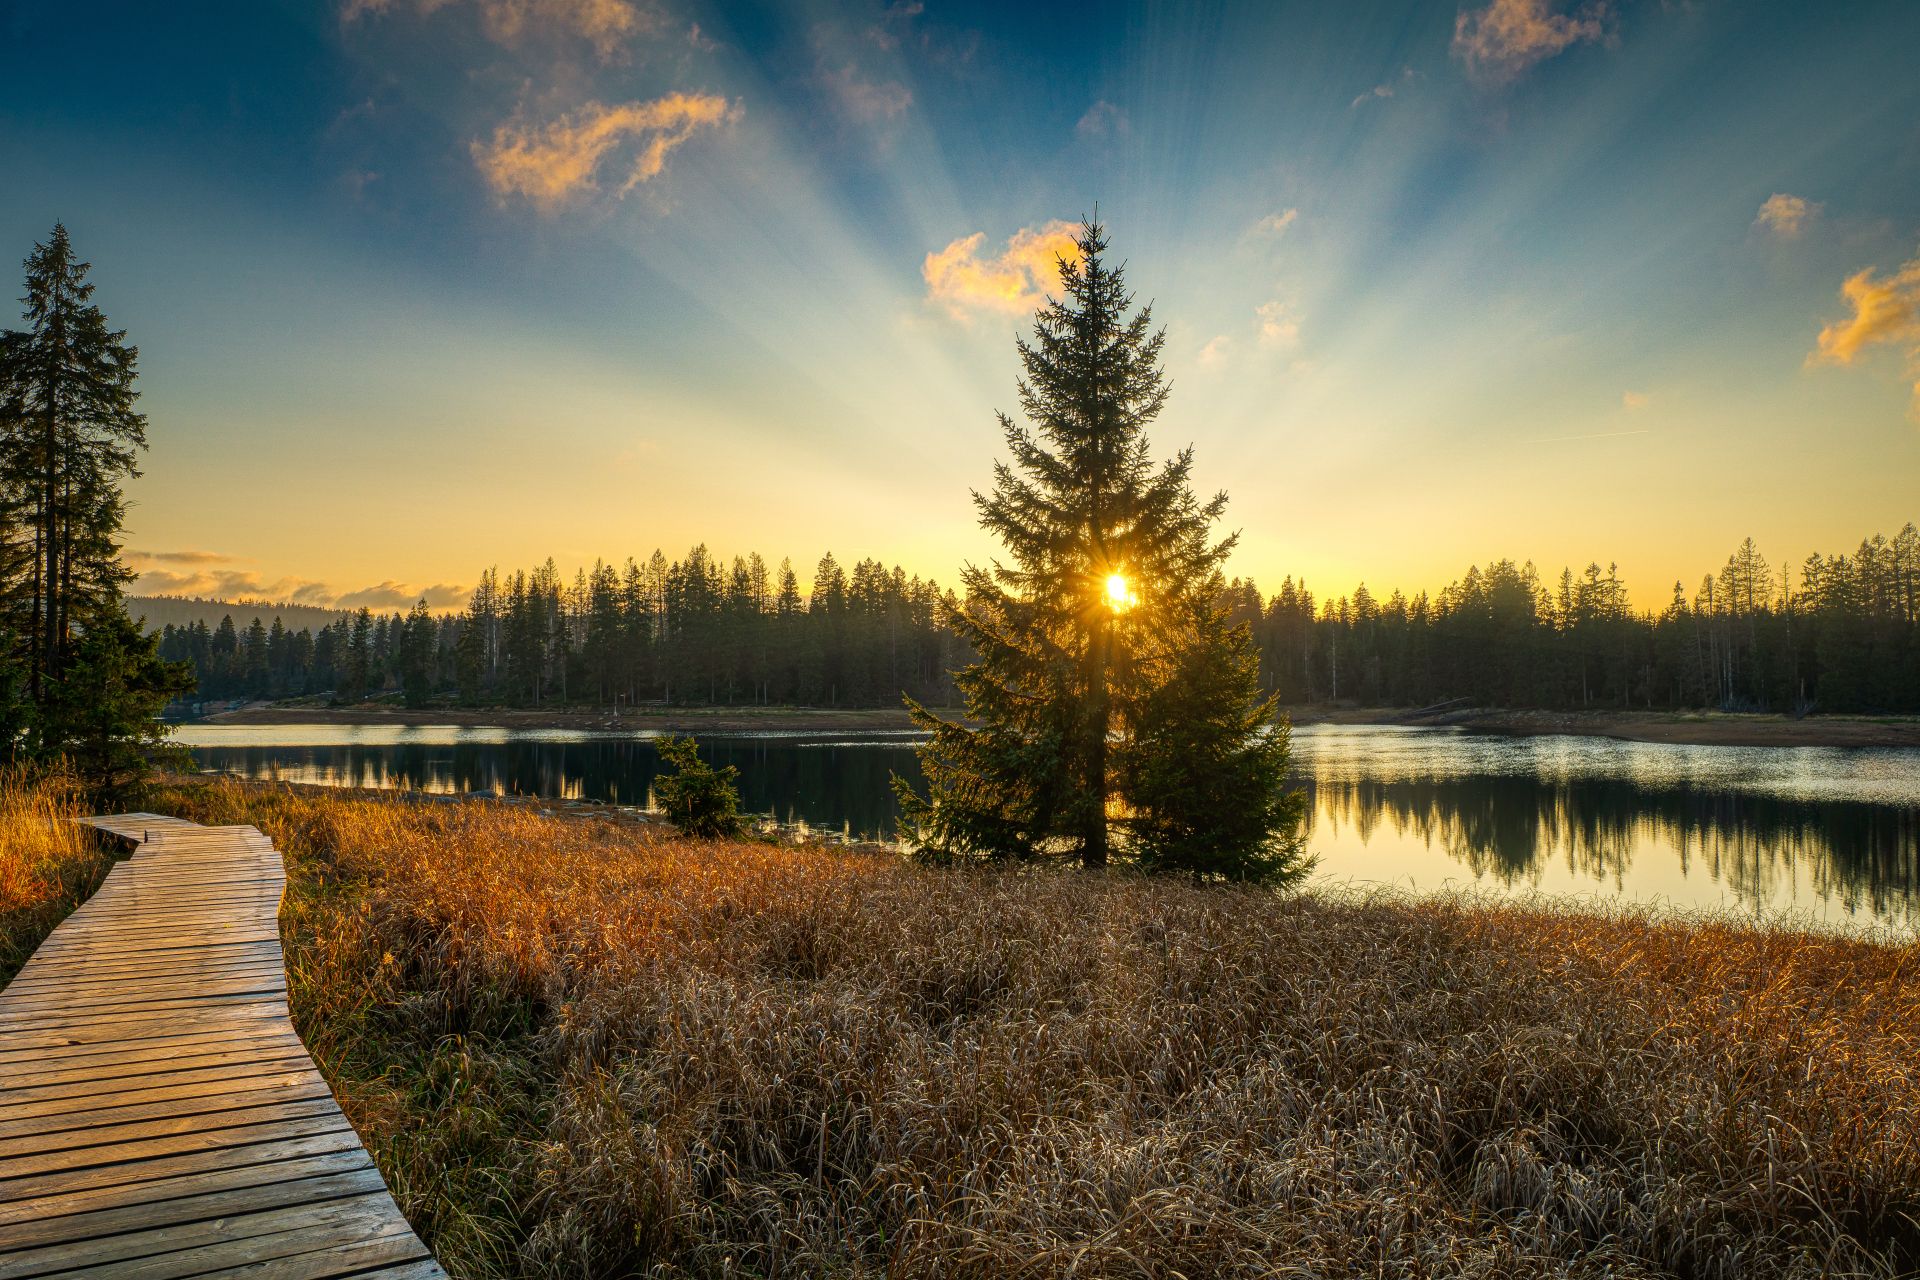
left=172, top=723, right=1920, bottom=933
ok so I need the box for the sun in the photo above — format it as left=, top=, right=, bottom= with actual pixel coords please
left=1105, top=572, right=1134, bottom=611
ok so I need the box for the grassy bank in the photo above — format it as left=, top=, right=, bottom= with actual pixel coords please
left=0, top=770, right=115, bottom=984
left=129, top=779, right=1920, bottom=1277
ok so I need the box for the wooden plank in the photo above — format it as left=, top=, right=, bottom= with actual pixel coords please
left=0, top=1124, right=367, bottom=1202
left=169, top=1234, right=434, bottom=1280
left=0, top=1023, right=306, bottom=1070
left=0, top=1111, right=357, bottom=1181
left=0, top=1190, right=404, bottom=1277
left=0, top=1043, right=312, bottom=1093
left=0, top=1153, right=382, bottom=1234
left=0, top=1053, right=320, bottom=1106
left=0, top=817, right=445, bottom=1278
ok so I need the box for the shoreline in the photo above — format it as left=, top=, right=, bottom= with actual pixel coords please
left=190, top=700, right=1920, bottom=748
left=1288, top=704, right=1920, bottom=748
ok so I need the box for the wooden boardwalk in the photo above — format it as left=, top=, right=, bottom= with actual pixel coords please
left=0, top=814, right=446, bottom=1279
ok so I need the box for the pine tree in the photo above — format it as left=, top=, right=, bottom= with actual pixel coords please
left=36, top=609, right=191, bottom=801
left=897, top=218, right=1306, bottom=880
left=343, top=608, right=374, bottom=702
left=1120, top=600, right=1308, bottom=882
left=0, top=224, right=146, bottom=697
left=400, top=599, right=436, bottom=708
left=0, top=224, right=190, bottom=792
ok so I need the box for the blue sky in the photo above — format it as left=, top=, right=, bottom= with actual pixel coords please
left=2, top=0, right=1917, bottom=611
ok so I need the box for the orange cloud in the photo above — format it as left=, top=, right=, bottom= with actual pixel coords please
left=345, top=0, right=656, bottom=59
left=923, top=222, right=1082, bottom=317
left=337, top=581, right=470, bottom=610
left=1812, top=248, right=1920, bottom=412
left=131, top=559, right=468, bottom=611
left=1452, top=0, right=1607, bottom=85
left=475, top=94, right=736, bottom=208
left=1755, top=193, right=1820, bottom=238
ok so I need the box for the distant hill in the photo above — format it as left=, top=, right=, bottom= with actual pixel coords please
left=129, top=595, right=351, bottom=635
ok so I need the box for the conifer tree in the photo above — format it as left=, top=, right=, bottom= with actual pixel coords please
left=0, top=224, right=146, bottom=696
left=0, top=224, right=190, bottom=792
left=400, top=599, right=436, bottom=707
left=897, top=219, right=1306, bottom=880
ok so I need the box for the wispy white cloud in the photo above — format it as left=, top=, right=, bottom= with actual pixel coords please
left=474, top=93, right=737, bottom=208
left=819, top=61, right=913, bottom=126
left=1256, top=299, right=1302, bottom=348
left=1351, top=84, right=1395, bottom=109
left=923, top=221, right=1081, bottom=318
left=1196, top=335, right=1233, bottom=370
left=1452, top=0, right=1608, bottom=86
left=1076, top=99, right=1129, bottom=141
left=1622, top=390, right=1649, bottom=410
left=1254, top=208, right=1298, bottom=238
left=864, top=0, right=924, bottom=51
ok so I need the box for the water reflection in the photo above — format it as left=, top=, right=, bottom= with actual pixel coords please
left=173, top=724, right=1920, bottom=932
left=178, top=733, right=924, bottom=845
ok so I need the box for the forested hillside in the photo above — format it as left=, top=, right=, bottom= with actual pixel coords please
left=158, top=524, right=1920, bottom=716
left=130, top=595, right=345, bottom=635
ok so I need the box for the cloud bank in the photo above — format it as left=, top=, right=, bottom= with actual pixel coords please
left=128, top=551, right=468, bottom=612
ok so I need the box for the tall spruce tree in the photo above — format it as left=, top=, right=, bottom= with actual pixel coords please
left=0, top=224, right=190, bottom=791
left=897, top=219, right=1307, bottom=881
left=0, top=224, right=145, bottom=697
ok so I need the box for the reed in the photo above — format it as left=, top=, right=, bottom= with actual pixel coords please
left=150, top=777, right=1920, bottom=1279
left=0, top=768, right=113, bottom=984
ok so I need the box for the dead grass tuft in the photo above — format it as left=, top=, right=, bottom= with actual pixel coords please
left=0, top=769, right=113, bottom=983
left=153, top=777, right=1920, bottom=1279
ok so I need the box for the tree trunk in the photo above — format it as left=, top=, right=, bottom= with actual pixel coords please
left=1082, top=621, right=1109, bottom=869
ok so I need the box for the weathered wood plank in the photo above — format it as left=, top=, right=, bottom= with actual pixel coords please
left=0, top=817, right=444, bottom=1278
left=0, top=1123, right=367, bottom=1202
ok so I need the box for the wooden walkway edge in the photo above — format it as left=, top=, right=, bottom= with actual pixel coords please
left=0, top=814, right=446, bottom=1279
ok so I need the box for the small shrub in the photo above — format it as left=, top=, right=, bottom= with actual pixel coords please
left=651, top=735, right=746, bottom=839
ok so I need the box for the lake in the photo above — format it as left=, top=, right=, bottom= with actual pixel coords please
left=172, top=723, right=1920, bottom=933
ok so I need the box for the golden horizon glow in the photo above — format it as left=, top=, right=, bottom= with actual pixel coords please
left=7, top=0, right=1911, bottom=613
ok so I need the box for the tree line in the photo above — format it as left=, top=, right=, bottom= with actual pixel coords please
left=159, top=549, right=966, bottom=710
left=160, top=522, right=1920, bottom=718
left=1237, top=527, right=1920, bottom=715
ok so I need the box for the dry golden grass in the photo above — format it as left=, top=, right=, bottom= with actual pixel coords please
left=150, top=777, right=1920, bottom=1279
left=0, top=769, right=113, bottom=983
